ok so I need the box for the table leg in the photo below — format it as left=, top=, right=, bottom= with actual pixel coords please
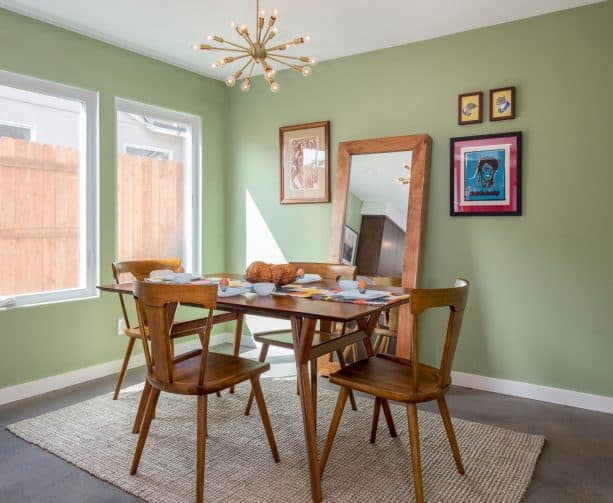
left=229, top=313, right=244, bottom=394
left=291, top=316, right=322, bottom=503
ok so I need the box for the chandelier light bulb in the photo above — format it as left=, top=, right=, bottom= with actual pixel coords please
left=259, top=9, right=265, bottom=17
left=241, top=78, right=251, bottom=92
left=270, top=81, right=280, bottom=93
left=273, top=9, right=279, bottom=16
left=305, top=35, right=311, bottom=42
left=309, top=57, right=317, bottom=65
left=225, top=75, right=236, bottom=87
left=265, top=66, right=276, bottom=79
left=192, top=44, right=200, bottom=51
left=230, top=20, right=236, bottom=27
left=301, top=65, right=312, bottom=77
left=207, top=35, right=213, bottom=41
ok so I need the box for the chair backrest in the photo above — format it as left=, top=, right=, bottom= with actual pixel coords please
left=112, top=258, right=182, bottom=329
left=409, top=279, right=469, bottom=390
left=290, top=262, right=357, bottom=281
left=134, top=281, right=217, bottom=386
left=371, top=276, right=402, bottom=331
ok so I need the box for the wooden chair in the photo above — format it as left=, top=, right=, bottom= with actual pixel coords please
left=130, top=281, right=280, bottom=503
left=371, top=276, right=402, bottom=356
left=111, top=258, right=183, bottom=400
left=320, top=279, right=470, bottom=503
left=244, top=262, right=359, bottom=419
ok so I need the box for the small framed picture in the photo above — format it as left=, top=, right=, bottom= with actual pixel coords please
left=490, top=86, right=516, bottom=121
left=450, top=132, right=522, bottom=216
left=279, top=120, right=330, bottom=204
left=458, top=91, right=483, bottom=125
left=341, top=225, right=358, bottom=265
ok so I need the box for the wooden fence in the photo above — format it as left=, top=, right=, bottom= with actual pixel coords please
left=116, top=154, right=184, bottom=262
left=0, top=136, right=184, bottom=297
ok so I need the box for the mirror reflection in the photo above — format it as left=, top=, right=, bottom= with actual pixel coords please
left=342, top=151, right=412, bottom=278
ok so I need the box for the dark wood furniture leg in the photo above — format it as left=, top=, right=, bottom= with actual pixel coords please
left=291, top=316, right=322, bottom=503
left=229, top=313, right=244, bottom=394
left=244, top=342, right=269, bottom=416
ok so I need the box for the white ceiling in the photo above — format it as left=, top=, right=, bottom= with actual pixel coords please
left=0, top=0, right=601, bottom=80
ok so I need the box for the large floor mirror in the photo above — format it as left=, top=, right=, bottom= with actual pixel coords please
left=328, top=134, right=431, bottom=357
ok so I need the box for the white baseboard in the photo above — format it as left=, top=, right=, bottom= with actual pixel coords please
left=452, top=371, right=613, bottom=415
left=2, top=339, right=612, bottom=414
left=0, top=336, right=227, bottom=407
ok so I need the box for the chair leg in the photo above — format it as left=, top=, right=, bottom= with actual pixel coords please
left=244, top=343, right=269, bottom=416
left=381, top=399, right=397, bottom=437
left=336, top=350, right=357, bottom=411
left=370, top=397, right=382, bottom=443
left=319, top=386, right=349, bottom=477
left=130, top=387, right=160, bottom=475
left=250, top=377, right=280, bottom=462
left=406, top=403, right=425, bottom=503
left=437, top=396, right=465, bottom=475
left=310, top=357, right=318, bottom=426
left=113, top=337, right=136, bottom=400
left=230, top=314, right=244, bottom=394
left=196, top=395, right=207, bottom=503
left=132, top=380, right=151, bottom=434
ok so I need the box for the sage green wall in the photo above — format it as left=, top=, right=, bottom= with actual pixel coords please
left=226, top=2, right=613, bottom=397
left=0, top=8, right=227, bottom=388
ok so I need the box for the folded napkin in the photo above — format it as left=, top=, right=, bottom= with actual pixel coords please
left=333, top=289, right=390, bottom=300
left=294, top=274, right=322, bottom=284
left=217, top=286, right=251, bottom=297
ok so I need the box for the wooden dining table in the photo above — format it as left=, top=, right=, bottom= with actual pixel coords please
left=98, top=275, right=411, bottom=502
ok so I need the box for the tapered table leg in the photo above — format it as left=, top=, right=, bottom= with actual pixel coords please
left=291, top=316, right=322, bottom=503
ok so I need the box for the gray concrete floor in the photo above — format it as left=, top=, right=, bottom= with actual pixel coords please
left=1, top=343, right=612, bottom=502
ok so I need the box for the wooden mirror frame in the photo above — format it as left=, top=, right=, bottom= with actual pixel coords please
left=328, top=134, right=432, bottom=357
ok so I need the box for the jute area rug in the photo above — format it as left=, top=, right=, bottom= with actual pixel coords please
left=7, top=378, right=544, bottom=502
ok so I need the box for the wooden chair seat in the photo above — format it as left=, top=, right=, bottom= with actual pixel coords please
left=330, top=354, right=448, bottom=403
left=125, top=318, right=210, bottom=340
left=150, top=350, right=271, bottom=395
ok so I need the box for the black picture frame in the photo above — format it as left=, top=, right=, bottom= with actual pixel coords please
left=450, top=132, right=522, bottom=216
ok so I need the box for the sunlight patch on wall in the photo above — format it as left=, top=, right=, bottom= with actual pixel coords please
left=245, top=189, right=291, bottom=335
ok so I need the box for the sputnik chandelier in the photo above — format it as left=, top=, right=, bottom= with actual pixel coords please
left=192, top=0, right=315, bottom=93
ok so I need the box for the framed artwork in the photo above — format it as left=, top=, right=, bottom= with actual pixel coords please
left=279, top=120, right=330, bottom=204
left=450, top=131, right=522, bottom=216
left=457, top=91, right=483, bottom=125
left=490, top=86, right=516, bottom=121
left=341, top=225, right=358, bottom=265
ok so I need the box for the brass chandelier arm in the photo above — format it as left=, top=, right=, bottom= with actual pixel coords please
left=234, top=58, right=253, bottom=77
left=247, top=61, right=256, bottom=79
left=199, top=46, right=249, bottom=53
left=220, top=40, right=251, bottom=51
left=267, top=53, right=310, bottom=63
left=267, top=56, right=303, bottom=72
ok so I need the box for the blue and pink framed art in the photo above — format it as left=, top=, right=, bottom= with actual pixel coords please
left=450, top=131, right=522, bottom=216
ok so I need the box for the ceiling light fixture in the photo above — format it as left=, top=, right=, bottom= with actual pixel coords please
left=192, top=0, right=315, bottom=93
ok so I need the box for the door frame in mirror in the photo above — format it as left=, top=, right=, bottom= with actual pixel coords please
left=328, top=134, right=432, bottom=357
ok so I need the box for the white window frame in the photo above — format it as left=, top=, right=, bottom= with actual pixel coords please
left=0, top=69, right=99, bottom=308
left=123, top=143, right=173, bottom=160
left=114, top=97, right=202, bottom=273
left=0, top=119, right=36, bottom=141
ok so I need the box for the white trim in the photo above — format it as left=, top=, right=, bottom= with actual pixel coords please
left=0, top=69, right=99, bottom=309
left=452, top=371, right=613, bottom=415
left=0, top=336, right=229, bottom=406
left=114, top=97, right=202, bottom=274
left=2, top=341, right=611, bottom=413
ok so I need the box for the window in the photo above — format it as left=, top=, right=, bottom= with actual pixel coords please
left=115, top=98, right=201, bottom=272
left=0, top=70, right=98, bottom=307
